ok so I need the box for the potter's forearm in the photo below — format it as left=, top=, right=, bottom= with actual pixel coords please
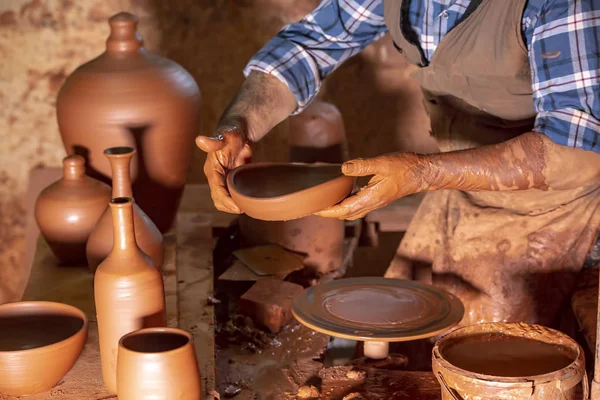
left=219, top=71, right=297, bottom=142
left=420, top=132, right=600, bottom=192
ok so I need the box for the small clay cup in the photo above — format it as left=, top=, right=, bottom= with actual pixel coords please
left=117, top=327, right=201, bottom=399
left=227, top=162, right=355, bottom=221
left=0, top=301, right=88, bottom=396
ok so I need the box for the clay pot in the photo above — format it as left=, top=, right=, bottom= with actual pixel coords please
left=94, top=197, right=166, bottom=394
left=86, top=147, right=164, bottom=271
left=239, top=100, right=349, bottom=276
left=0, top=301, right=88, bottom=396
left=228, top=163, right=354, bottom=221
left=56, top=12, right=201, bottom=233
left=34, top=155, right=111, bottom=264
left=117, top=327, right=201, bottom=399
left=432, top=322, right=586, bottom=400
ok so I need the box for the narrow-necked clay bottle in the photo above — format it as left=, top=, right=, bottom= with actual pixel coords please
left=95, top=197, right=166, bottom=394
left=34, top=155, right=111, bottom=264
left=86, top=147, right=164, bottom=271
left=56, top=12, right=201, bottom=233
left=239, top=100, right=347, bottom=278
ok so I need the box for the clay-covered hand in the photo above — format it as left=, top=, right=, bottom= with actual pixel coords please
left=315, top=153, right=427, bottom=220
left=196, top=125, right=252, bottom=213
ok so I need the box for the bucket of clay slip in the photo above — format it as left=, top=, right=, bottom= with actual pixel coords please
left=432, top=322, right=587, bottom=400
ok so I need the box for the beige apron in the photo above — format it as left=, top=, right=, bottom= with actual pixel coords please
left=383, top=0, right=600, bottom=327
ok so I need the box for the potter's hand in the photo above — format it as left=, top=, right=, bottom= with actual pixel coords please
left=196, top=125, right=252, bottom=213
left=315, top=153, right=427, bottom=220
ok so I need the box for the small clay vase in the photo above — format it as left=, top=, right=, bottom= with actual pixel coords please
left=86, top=147, right=164, bottom=271
left=95, top=197, right=166, bottom=394
left=34, top=155, right=111, bottom=264
left=56, top=12, right=201, bottom=233
left=117, top=327, right=201, bottom=399
left=239, top=100, right=348, bottom=277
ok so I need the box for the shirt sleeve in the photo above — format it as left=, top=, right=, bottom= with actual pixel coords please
left=529, top=0, right=600, bottom=153
left=243, top=0, right=388, bottom=114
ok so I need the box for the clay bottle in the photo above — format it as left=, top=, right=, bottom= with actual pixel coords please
left=239, top=100, right=347, bottom=279
left=56, top=12, right=201, bottom=233
left=34, top=155, right=111, bottom=264
left=86, top=147, right=164, bottom=271
left=94, top=197, right=166, bottom=394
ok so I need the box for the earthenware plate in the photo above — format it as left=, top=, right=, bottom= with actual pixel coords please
left=227, top=162, right=355, bottom=221
left=292, top=277, right=464, bottom=341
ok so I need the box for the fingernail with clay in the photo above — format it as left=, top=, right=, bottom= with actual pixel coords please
left=342, top=162, right=354, bottom=174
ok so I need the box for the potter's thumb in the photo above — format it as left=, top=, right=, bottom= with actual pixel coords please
left=196, top=135, right=226, bottom=153
left=342, top=159, right=379, bottom=176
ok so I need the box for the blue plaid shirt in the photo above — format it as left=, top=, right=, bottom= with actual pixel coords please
left=244, top=0, right=600, bottom=153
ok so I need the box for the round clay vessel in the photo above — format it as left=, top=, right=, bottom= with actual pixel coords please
left=94, top=197, right=166, bottom=394
left=239, top=101, right=348, bottom=276
left=86, top=147, right=164, bottom=271
left=227, top=162, right=355, bottom=221
left=117, top=327, right=201, bottom=399
left=0, top=301, right=88, bottom=396
left=432, top=322, right=585, bottom=400
left=34, top=155, right=111, bottom=264
left=56, top=12, right=201, bottom=233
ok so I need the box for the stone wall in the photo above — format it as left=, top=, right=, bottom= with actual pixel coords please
left=0, top=0, right=435, bottom=302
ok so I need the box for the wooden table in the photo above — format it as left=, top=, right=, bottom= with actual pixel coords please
left=3, top=210, right=218, bottom=400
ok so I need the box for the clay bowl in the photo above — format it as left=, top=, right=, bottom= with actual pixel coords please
left=227, top=162, right=355, bottom=221
left=0, top=301, right=88, bottom=396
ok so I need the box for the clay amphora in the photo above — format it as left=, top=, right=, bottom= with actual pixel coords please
left=239, top=100, right=347, bottom=278
left=117, top=327, right=201, bottom=399
left=94, top=197, right=166, bottom=394
left=86, top=147, right=164, bottom=271
left=34, top=155, right=111, bottom=264
left=56, top=12, right=201, bottom=233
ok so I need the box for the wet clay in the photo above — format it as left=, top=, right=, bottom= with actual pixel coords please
left=292, top=277, right=464, bottom=341
left=232, top=163, right=346, bottom=198
left=324, top=287, right=429, bottom=326
left=116, top=328, right=201, bottom=400
left=228, top=162, right=355, bottom=221
left=442, top=333, right=574, bottom=377
left=57, top=12, right=201, bottom=233
left=0, top=314, right=83, bottom=351
left=0, top=301, right=88, bottom=396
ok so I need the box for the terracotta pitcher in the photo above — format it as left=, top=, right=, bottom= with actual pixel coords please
left=34, top=155, right=111, bottom=264
left=95, top=197, right=166, bottom=394
left=56, top=12, right=201, bottom=233
left=86, top=147, right=164, bottom=271
left=117, top=327, right=201, bottom=399
left=239, top=100, right=347, bottom=278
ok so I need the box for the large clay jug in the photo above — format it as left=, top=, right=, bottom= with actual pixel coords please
left=56, top=11, right=201, bottom=233
left=34, top=155, right=111, bottom=264
left=95, top=197, right=166, bottom=394
left=86, top=147, right=164, bottom=271
left=239, top=100, right=347, bottom=279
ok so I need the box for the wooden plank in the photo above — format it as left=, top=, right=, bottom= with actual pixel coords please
left=180, top=184, right=237, bottom=228
left=176, top=212, right=217, bottom=399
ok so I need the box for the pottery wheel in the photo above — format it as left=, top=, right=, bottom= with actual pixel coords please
left=292, top=277, right=464, bottom=342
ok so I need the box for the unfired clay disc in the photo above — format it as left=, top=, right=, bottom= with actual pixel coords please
left=292, top=277, right=464, bottom=341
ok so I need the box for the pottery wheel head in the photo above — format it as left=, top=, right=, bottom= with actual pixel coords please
left=292, top=277, right=464, bottom=342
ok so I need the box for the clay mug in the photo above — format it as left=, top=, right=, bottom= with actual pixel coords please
left=117, top=327, right=201, bottom=399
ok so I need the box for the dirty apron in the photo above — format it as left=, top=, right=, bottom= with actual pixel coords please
left=383, top=0, right=600, bottom=327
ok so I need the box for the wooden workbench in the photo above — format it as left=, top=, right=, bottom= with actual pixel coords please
left=5, top=207, right=219, bottom=399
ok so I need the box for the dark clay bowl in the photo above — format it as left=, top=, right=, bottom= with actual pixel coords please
left=227, top=162, right=355, bottom=221
left=0, top=301, right=88, bottom=396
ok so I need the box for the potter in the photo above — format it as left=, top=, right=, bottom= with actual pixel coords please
left=197, top=0, right=600, bottom=332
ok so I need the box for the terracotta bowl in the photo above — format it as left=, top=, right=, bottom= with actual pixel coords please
left=227, top=162, right=355, bottom=221
left=0, top=301, right=88, bottom=396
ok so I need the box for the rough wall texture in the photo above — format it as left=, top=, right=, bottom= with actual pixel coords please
left=0, top=0, right=434, bottom=303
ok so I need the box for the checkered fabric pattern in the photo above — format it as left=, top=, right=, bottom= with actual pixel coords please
left=244, top=0, right=600, bottom=153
